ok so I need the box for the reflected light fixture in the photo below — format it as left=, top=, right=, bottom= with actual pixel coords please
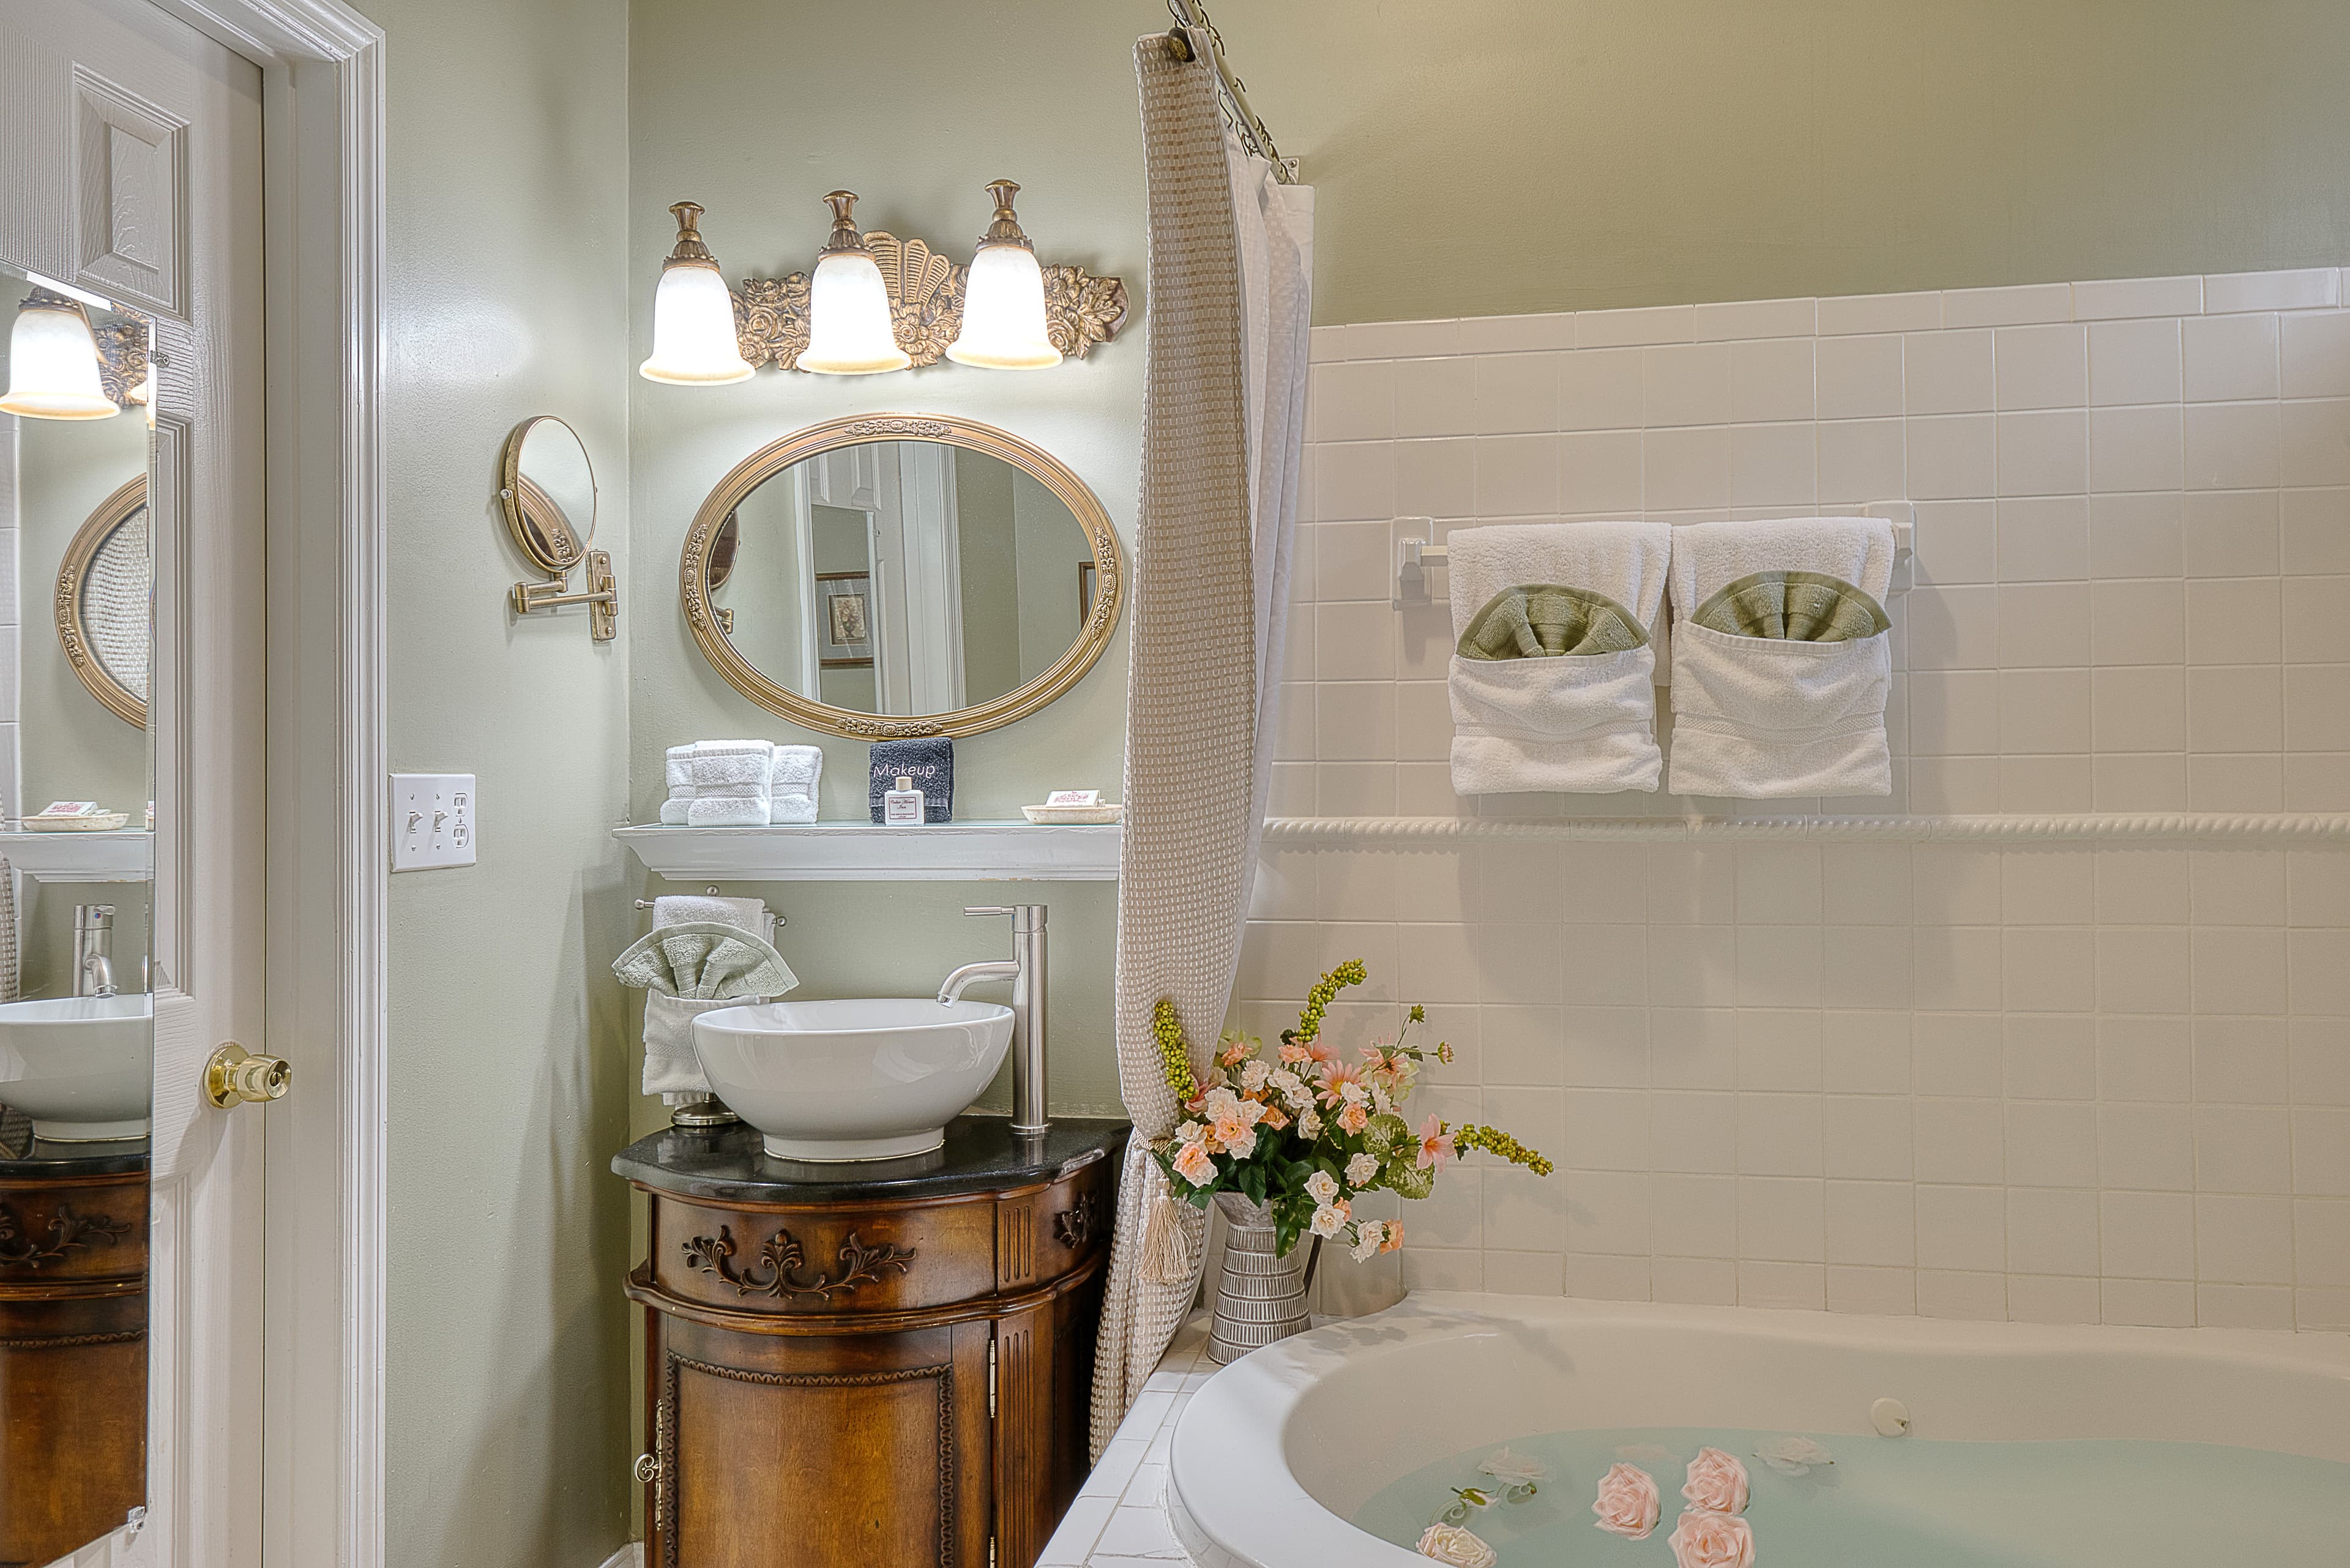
left=639, top=201, right=755, bottom=385
left=798, top=190, right=912, bottom=376
left=947, top=180, right=1061, bottom=370
left=0, top=287, right=121, bottom=420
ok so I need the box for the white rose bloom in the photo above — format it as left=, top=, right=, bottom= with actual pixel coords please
left=1345, top=1153, right=1381, bottom=1188
left=1304, top=1170, right=1339, bottom=1205
left=1224, top=1126, right=1258, bottom=1159
left=1299, top=1108, right=1323, bottom=1138
left=1201, top=1087, right=1243, bottom=1122
left=1310, top=1200, right=1349, bottom=1238
left=1477, top=1447, right=1549, bottom=1487
left=1175, top=1121, right=1204, bottom=1143
left=1240, top=1059, right=1272, bottom=1093
left=1349, top=1221, right=1385, bottom=1261
left=1340, top=1080, right=1369, bottom=1105
left=1415, top=1524, right=1496, bottom=1568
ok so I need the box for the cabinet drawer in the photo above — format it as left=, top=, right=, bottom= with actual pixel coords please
left=994, top=1152, right=1113, bottom=1292
left=0, top=1174, right=146, bottom=1288
left=651, top=1195, right=998, bottom=1317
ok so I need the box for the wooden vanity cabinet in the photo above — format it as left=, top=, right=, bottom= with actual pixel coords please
left=617, top=1118, right=1126, bottom=1568
left=0, top=1151, right=148, bottom=1568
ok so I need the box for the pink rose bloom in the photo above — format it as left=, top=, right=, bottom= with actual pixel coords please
left=1278, top=1040, right=1311, bottom=1066
left=1667, top=1510, right=1754, bottom=1568
left=1172, top=1141, right=1215, bottom=1187
left=1337, top=1102, right=1370, bottom=1134
left=1590, top=1463, right=1660, bottom=1540
left=1416, top=1113, right=1457, bottom=1171
left=1681, top=1448, right=1750, bottom=1515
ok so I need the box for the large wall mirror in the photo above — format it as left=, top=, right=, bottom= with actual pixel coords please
left=681, top=415, right=1124, bottom=737
left=0, top=265, right=157, bottom=1566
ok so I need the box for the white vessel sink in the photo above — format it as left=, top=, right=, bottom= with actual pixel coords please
left=0, top=995, right=153, bottom=1140
left=692, top=997, right=1013, bottom=1162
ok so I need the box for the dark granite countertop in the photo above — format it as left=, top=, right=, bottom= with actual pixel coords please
left=0, top=1135, right=151, bottom=1178
left=614, top=1114, right=1129, bottom=1204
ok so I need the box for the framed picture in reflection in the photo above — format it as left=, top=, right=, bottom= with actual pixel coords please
left=817, top=571, right=873, bottom=668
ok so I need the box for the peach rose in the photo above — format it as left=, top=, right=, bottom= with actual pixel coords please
left=1415, top=1524, right=1497, bottom=1568
left=1668, top=1510, right=1755, bottom=1568
left=1590, top=1462, right=1660, bottom=1540
left=1171, top=1141, right=1215, bottom=1187
left=1681, top=1447, right=1750, bottom=1514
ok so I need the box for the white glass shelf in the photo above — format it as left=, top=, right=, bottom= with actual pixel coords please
left=0, top=829, right=155, bottom=883
left=613, top=819, right=1121, bottom=882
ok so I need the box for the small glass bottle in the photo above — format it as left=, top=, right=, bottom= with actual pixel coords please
left=882, top=775, right=926, bottom=826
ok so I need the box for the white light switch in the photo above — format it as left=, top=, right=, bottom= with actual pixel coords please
left=390, top=774, right=476, bottom=872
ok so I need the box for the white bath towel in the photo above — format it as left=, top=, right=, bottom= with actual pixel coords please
left=643, top=894, right=777, bottom=1097
left=769, top=744, right=822, bottom=826
left=687, top=738, right=774, bottom=791
left=665, top=742, right=695, bottom=796
left=1665, top=516, right=1897, bottom=799
left=1447, top=520, right=1673, bottom=795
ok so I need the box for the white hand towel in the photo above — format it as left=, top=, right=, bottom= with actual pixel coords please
left=659, top=797, right=690, bottom=825
left=1665, top=516, right=1897, bottom=799
left=1447, top=520, right=1673, bottom=795
left=644, top=894, right=776, bottom=1097
left=685, top=796, right=770, bottom=827
left=769, top=744, right=822, bottom=825
left=665, top=742, right=695, bottom=796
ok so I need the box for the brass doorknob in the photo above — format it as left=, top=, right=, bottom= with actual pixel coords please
left=204, top=1043, right=291, bottom=1108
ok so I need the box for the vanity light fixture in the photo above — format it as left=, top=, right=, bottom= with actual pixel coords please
left=0, top=287, right=121, bottom=420
left=797, top=191, right=914, bottom=376
left=640, top=202, right=755, bottom=386
left=946, top=181, right=1062, bottom=370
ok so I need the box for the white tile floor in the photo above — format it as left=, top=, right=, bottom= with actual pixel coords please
left=1040, top=1317, right=1217, bottom=1566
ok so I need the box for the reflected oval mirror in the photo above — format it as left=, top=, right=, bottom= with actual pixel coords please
left=56, top=474, right=150, bottom=729
left=501, top=414, right=596, bottom=575
left=682, top=415, right=1123, bottom=737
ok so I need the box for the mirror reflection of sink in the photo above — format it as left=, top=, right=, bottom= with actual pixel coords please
left=0, top=995, right=153, bottom=1141
left=692, top=998, right=1013, bottom=1162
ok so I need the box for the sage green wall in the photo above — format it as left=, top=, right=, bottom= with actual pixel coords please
left=368, top=0, right=636, bottom=1564
left=626, top=0, right=1152, bottom=1130
left=1215, top=0, right=2350, bottom=322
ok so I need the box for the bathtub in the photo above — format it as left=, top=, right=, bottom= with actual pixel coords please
left=1166, top=1293, right=2350, bottom=1567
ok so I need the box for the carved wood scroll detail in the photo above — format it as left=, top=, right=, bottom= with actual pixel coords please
left=1052, top=1191, right=1097, bottom=1251
left=731, top=230, right=1127, bottom=373
left=0, top=1203, right=132, bottom=1271
left=682, top=1223, right=916, bottom=1304
left=660, top=1353, right=957, bottom=1568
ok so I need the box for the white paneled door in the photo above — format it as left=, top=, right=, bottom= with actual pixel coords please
left=1, top=0, right=267, bottom=1563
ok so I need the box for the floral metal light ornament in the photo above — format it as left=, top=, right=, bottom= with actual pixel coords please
left=946, top=180, right=1061, bottom=371
left=640, top=201, right=755, bottom=386
left=797, top=190, right=912, bottom=376
left=0, top=287, right=120, bottom=420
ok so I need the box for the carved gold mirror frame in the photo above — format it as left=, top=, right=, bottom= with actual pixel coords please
left=681, top=414, right=1124, bottom=739
left=56, top=474, right=149, bottom=729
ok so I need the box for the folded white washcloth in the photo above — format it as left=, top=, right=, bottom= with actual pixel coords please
left=687, top=738, right=774, bottom=792
left=685, top=796, right=770, bottom=827
left=769, top=744, right=822, bottom=826
left=1665, top=516, right=1897, bottom=799
left=1447, top=520, right=1673, bottom=795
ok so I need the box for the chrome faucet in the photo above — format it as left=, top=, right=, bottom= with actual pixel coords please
left=73, top=905, right=116, bottom=999
left=938, top=905, right=1048, bottom=1136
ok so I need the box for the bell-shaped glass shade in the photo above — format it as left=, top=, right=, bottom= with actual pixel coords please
left=946, top=242, right=1061, bottom=370
left=638, top=259, right=753, bottom=385
left=0, top=301, right=120, bottom=420
left=800, top=250, right=911, bottom=375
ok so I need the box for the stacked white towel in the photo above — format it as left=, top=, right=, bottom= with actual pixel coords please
left=1665, top=516, right=1897, bottom=799
left=660, top=739, right=824, bottom=825
left=1447, top=520, right=1673, bottom=795
left=641, top=892, right=778, bottom=1099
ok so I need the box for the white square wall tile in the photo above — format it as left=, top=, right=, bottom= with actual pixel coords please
left=2281, top=312, right=2350, bottom=398
left=1729, top=423, right=1817, bottom=507
left=2088, top=406, right=2184, bottom=493
left=2088, top=318, right=2183, bottom=406
left=1906, top=329, right=1996, bottom=414
left=1557, top=346, right=1647, bottom=431
left=1908, top=416, right=1996, bottom=500
left=1728, top=337, right=1816, bottom=422
left=2182, top=313, right=2280, bottom=401
left=1817, top=334, right=1903, bottom=419
left=1997, top=409, right=2089, bottom=496
left=2183, top=402, right=2281, bottom=490
left=1995, top=323, right=2087, bottom=410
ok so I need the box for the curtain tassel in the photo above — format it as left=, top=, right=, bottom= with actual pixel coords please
left=1140, top=1177, right=1193, bottom=1285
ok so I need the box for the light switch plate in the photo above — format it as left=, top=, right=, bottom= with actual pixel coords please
left=390, top=774, right=476, bottom=872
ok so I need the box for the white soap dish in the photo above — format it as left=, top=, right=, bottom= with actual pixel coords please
left=1021, top=803, right=1122, bottom=824
left=21, top=812, right=129, bottom=832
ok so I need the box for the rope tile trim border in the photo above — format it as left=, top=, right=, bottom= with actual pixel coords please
left=1261, top=814, right=2350, bottom=846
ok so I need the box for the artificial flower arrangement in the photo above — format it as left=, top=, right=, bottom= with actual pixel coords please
left=1148, top=960, right=1554, bottom=1261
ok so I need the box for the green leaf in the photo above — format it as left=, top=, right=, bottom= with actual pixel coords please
left=1361, top=1112, right=1411, bottom=1161
left=1384, top=1157, right=1434, bottom=1202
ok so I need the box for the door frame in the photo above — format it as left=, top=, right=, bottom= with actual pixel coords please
left=143, top=1, right=388, bottom=1564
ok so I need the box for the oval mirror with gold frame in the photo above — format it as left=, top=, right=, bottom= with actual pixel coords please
left=681, top=414, right=1124, bottom=739
left=56, top=473, right=150, bottom=729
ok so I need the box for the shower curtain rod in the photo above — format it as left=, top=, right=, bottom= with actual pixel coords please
left=1166, top=0, right=1300, bottom=184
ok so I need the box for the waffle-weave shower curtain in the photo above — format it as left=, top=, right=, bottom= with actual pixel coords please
left=1091, top=26, right=1315, bottom=1455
